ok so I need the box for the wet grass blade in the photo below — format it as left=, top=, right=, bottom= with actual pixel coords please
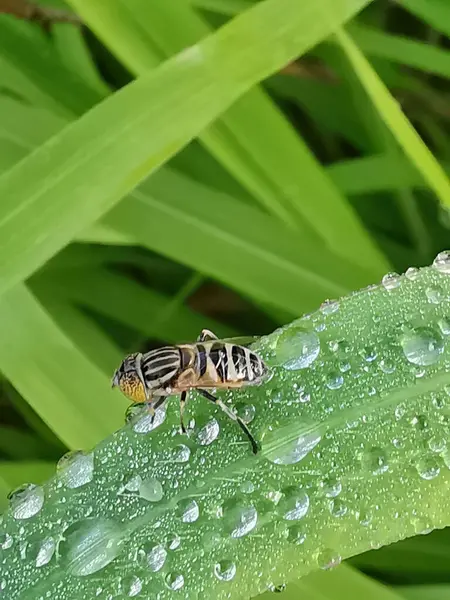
left=3, top=261, right=450, bottom=597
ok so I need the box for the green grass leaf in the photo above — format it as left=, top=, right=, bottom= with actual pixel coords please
left=0, top=0, right=380, bottom=298
left=402, top=0, right=450, bottom=38
left=335, top=29, right=450, bottom=210
left=3, top=262, right=450, bottom=597
left=0, top=285, right=128, bottom=449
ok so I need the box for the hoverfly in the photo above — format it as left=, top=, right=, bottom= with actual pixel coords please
left=111, top=329, right=268, bottom=454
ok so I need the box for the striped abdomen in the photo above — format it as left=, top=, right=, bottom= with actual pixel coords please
left=194, top=342, right=267, bottom=387
left=141, top=346, right=181, bottom=390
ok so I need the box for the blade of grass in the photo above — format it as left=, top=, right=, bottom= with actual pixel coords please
left=402, top=0, right=450, bottom=38
left=0, top=426, right=57, bottom=461
left=0, top=0, right=380, bottom=298
left=68, top=0, right=389, bottom=272
left=335, top=29, right=450, bottom=209
left=0, top=284, right=128, bottom=449
left=399, top=585, right=450, bottom=600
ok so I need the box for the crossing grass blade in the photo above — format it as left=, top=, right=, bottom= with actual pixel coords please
left=0, top=285, right=128, bottom=449
left=0, top=0, right=380, bottom=299
left=335, top=29, right=450, bottom=209
left=67, top=0, right=388, bottom=272
left=402, top=0, right=450, bottom=38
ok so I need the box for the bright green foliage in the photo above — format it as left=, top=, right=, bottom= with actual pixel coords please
left=3, top=264, right=450, bottom=598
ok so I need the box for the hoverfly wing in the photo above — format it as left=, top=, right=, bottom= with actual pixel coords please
left=216, top=335, right=260, bottom=347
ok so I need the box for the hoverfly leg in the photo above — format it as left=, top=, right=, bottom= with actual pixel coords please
left=197, top=329, right=218, bottom=342
left=198, top=389, right=259, bottom=455
left=147, top=395, right=166, bottom=425
left=179, top=391, right=188, bottom=435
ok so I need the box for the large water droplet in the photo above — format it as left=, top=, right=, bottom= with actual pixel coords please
left=400, top=327, right=444, bottom=366
left=214, top=560, right=236, bottom=581
left=363, top=447, right=389, bottom=475
left=59, top=518, right=123, bottom=576
left=132, top=406, right=166, bottom=433
left=405, top=267, right=419, bottom=280
left=277, top=327, right=320, bottom=370
left=194, top=418, right=220, bottom=446
left=264, top=428, right=321, bottom=465
left=171, top=444, right=191, bottom=463
left=317, top=548, right=342, bottom=570
left=433, top=251, right=450, bottom=274
left=223, top=500, right=258, bottom=538
left=23, top=536, right=56, bottom=567
left=8, top=484, right=44, bottom=520
left=139, top=478, right=164, bottom=502
left=267, top=583, right=287, bottom=593
left=120, top=574, right=142, bottom=597
left=0, top=533, right=13, bottom=550
left=287, top=525, right=306, bottom=545
left=57, top=451, right=94, bottom=489
left=320, top=299, right=339, bottom=315
left=382, top=272, right=401, bottom=291
left=278, top=487, right=309, bottom=521
left=140, top=542, right=167, bottom=572
left=178, top=499, right=199, bottom=523
left=235, top=403, right=256, bottom=424
left=426, top=287, right=442, bottom=304
left=326, top=371, right=344, bottom=390
left=416, top=456, right=440, bottom=480
left=438, top=317, right=450, bottom=335
left=165, top=573, right=184, bottom=591
left=166, top=532, right=181, bottom=551
left=329, top=499, right=347, bottom=518
left=320, top=476, right=342, bottom=498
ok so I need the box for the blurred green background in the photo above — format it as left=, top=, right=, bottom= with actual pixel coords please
left=1, top=0, right=450, bottom=598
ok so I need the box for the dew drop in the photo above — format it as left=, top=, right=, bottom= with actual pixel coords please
left=330, top=499, right=347, bottom=518
left=277, top=327, right=320, bottom=370
left=138, top=478, right=164, bottom=502
left=25, top=536, right=56, bottom=568
left=400, top=327, right=444, bottom=366
left=320, top=299, right=339, bottom=315
left=287, top=525, right=306, bottom=545
left=120, top=574, right=142, bottom=597
left=317, top=548, right=342, bottom=570
left=428, top=436, right=446, bottom=453
left=363, top=447, right=389, bottom=475
left=264, top=429, right=321, bottom=465
left=416, top=456, right=440, bottom=480
left=405, top=267, right=419, bottom=280
left=326, top=371, right=344, bottom=390
left=165, top=573, right=184, bottom=591
left=279, top=487, right=309, bottom=521
left=223, top=500, right=258, bottom=538
left=132, top=406, right=166, bottom=433
left=171, top=444, right=191, bottom=463
left=166, top=533, right=181, bottom=551
left=433, top=251, right=450, bottom=274
left=214, top=560, right=236, bottom=582
left=235, top=403, right=256, bottom=424
left=59, top=518, right=123, bottom=576
left=57, top=451, right=94, bottom=489
left=321, top=476, right=342, bottom=498
left=268, top=583, right=287, bottom=593
left=8, top=484, right=44, bottom=520
left=141, top=543, right=167, bottom=572
left=240, top=480, right=255, bottom=494
left=379, top=359, right=395, bottom=374
left=0, top=533, right=13, bottom=550
left=194, top=418, right=220, bottom=446
left=382, top=272, right=401, bottom=291
left=426, top=287, right=442, bottom=304
left=438, top=317, right=450, bottom=335
left=178, top=499, right=199, bottom=523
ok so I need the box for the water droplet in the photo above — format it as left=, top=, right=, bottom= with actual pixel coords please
left=120, top=575, right=142, bottom=597
left=317, top=548, right=342, bottom=570
left=23, top=536, right=56, bottom=567
left=235, top=403, right=256, bottom=424
left=279, top=487, right=309, bottom=521
left=57, top=451, right=94, bottom=489
left=382, top=272, right=401, bottom=291
left=320, top=299, right=339, bottom=315
left=194, top=418, right=220, bottom=446
left=8, top=484, right=44, bottom=520
left=428, top=436, right=446, bottom=453
left=438, top=317, right=450, bottom=335
left=132, top=406, right=166, bottom=433
left=330, top=499, right=347, bottom=517
left=59, top=518, right=123, bottom=576
left=264, top=429, right=321, bottom=465
left=223, top=500, right=258, bottom=538
left=400, top=327, right=444, bottom=366
left=363, top=447, right=389, bottom=475
left=166, top=533, right=181, bottom=551
left=178, top=499, right=199, bottom=523
left=433, top=251, right=450, bottom=274
left=240, top=480, right=255, bottom=494
left=405, top=267, right=419, bottom=280
left=298, top=390, right=311, bottom=403
left=321, top=476, right=342, bottom=498
left=171, top=444, right=191, bottom=463
left=139, top=478, right=164, bottom=502
left=277, top=327, right=320, bottom=370
left=287, top=525, right=306, bottom=545
left=268, top=583, right=287, bottom=593
left=0, top=533, right=13, bottom=550
left=416, top=456, right=440, bottom=480
left=326, top=371, right=344, bottom=390
left=165, top=573, right=184, bottom=591
left=426, top=287, right=442, bottom=304
left=379, top=359, right=395, bottom=374
left=358, top=509, right=372, bottom=526
left=141, top=543, right=167, bottom=572
left=214, top=560, right=236, bottom=582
